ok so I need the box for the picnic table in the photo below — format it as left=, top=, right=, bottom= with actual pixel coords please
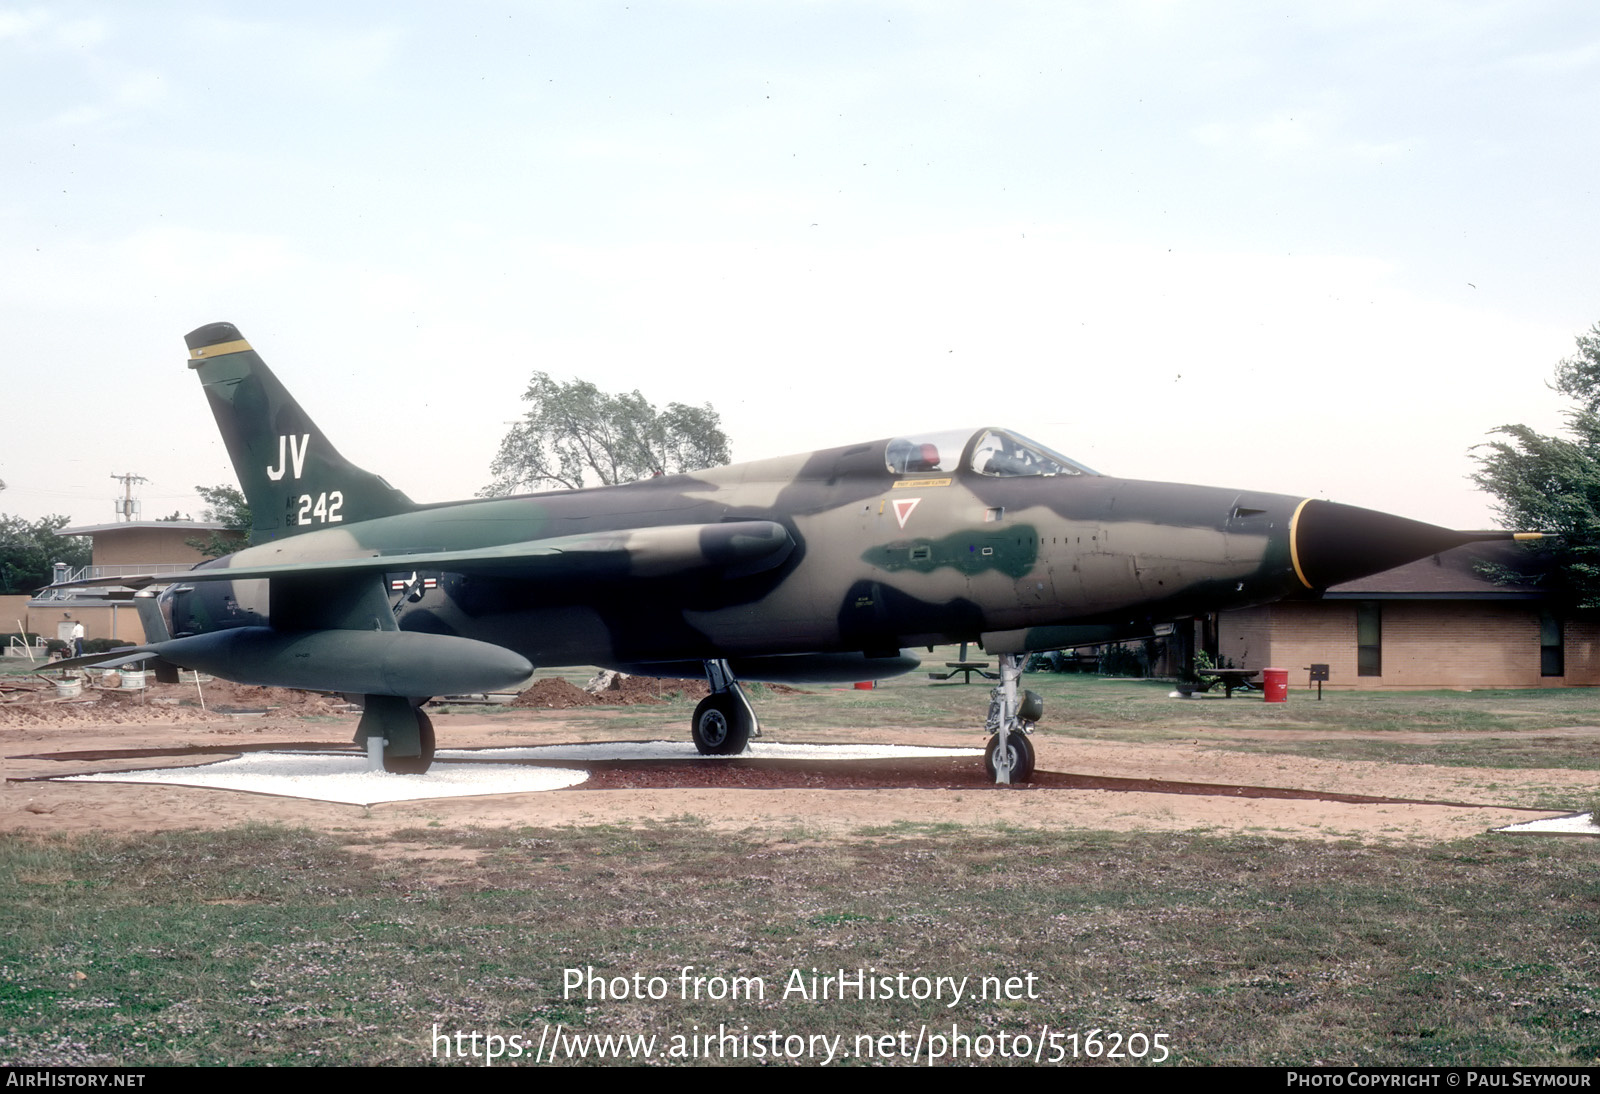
left=926, top=642, right=1000, bottom=683
left=1193, top=668, right=1261, bottom=697
left=927, top=660, right=1000, bottom=683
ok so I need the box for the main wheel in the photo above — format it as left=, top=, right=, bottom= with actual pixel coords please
left=984, top=729, right=1035, bottom=783
left=383, top=708, right=436, bottom=774
left=692, top=693, right=752, bottom=755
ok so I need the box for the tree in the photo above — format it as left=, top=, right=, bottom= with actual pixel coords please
left=0, top=514, right=91, bottom=593
left=186, top=484, right=251, bottom=557
left=1473, top=321, right=1600, bottom=608
left=481, top=373, right=732, bottom=495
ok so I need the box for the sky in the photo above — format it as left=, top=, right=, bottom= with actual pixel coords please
left=3, top=1, right=1598, bottom=531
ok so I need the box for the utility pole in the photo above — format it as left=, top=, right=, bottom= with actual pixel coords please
left=110, top=471, right=147, bottom=521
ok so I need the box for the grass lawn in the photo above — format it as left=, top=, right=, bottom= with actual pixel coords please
left=1, top=824, right=1597, bottom=1066
left=4, top=657, right=1600, bottom=1066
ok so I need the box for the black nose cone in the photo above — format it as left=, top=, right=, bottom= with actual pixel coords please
left=1289, top=500, right=1495, bottom=590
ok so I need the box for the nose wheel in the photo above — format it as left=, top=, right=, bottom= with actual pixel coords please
left=984, top=728, right=1035, bottom=782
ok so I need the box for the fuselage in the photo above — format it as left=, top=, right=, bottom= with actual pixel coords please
left=163, top=427, right=1309, bottom=670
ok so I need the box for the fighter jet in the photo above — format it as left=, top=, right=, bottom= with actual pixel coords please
left=52, top=322, right=1532, bottom=782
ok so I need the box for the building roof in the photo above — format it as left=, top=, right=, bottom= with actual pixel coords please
left=60, top=520, right=225, bottom=536
left=1325, top=540, right=1547, bottom=600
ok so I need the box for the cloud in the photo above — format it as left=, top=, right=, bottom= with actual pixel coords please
left=0, top=8, right=50, bottom=41
left=41, top=67, right=166, bottom=128
left=1495, top=38, right=1600, bottom=75
left=189, top=15, right=403, bottom=94
left=1191, top=104, right=1409, bottom=165
left=0, top=8, right=106, bottom=49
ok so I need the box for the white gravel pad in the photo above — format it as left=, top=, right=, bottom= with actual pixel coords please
left=60, top=751, right=588, bottom=806
left=1498, top=812, right=1600, bottom=837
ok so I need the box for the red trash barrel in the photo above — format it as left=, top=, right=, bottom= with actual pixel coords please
left=1262, top=667, right=1288, bottom=703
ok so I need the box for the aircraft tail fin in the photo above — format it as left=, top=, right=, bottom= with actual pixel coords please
left=184, top=322, right=415, bottom=543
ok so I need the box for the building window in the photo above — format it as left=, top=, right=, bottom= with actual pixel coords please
left=1540, top=610, right=1564, bottom=677
left=1356, top=601, right=1381, bottom=677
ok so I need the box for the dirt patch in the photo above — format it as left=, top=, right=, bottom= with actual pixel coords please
left=511, top=675, right=714, bottom=709
left=600, top=673, right=712, bottom=703
left=0, top=676, right=349, bottom=728
left=511, top=678, right=599, bottom=709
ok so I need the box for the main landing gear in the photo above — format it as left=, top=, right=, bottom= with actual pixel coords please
left=691, top=658, right=759, bottom=756
left=355, top=694, right=437, bottom=774
left=984, top=653, right=1042, bottom=784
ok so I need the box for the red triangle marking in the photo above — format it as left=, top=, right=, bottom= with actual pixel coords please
left=893, top=498, right=920, bottom=529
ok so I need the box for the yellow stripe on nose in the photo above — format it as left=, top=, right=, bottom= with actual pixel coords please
left=1288, top=497, right=1314, bottom=589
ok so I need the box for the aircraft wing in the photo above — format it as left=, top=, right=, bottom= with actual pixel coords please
left=50, top=647, right=165, bottom=671
left=42, top=520, right=795, bottom=590
left=42, top=574, right=167, bottom=591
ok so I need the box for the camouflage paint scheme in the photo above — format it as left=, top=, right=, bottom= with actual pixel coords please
left=56, top=323, right=1514, bottom=775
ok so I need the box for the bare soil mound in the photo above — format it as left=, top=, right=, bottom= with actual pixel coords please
left=512, top=678, right=599, bottom=709
left=512, top=675, right=712, bottom=708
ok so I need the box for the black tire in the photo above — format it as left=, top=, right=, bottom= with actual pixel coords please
left=692, top=693, right=752, bottom=755
left=984, top=729, right=1035, bottom=783
left=383, top=708, right=436, bottom=774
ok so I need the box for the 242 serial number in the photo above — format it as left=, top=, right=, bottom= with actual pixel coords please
left=286, top=491, right=344, bottom=525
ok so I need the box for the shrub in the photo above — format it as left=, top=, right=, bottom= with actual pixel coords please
left=1099, top=645, right=1144, bottom=677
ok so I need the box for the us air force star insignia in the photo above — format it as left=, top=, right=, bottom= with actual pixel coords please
left=892, top=497, right=921, bottom=529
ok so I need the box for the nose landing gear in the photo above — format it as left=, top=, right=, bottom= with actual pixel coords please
left=984, top=653, right=1041, bottom=784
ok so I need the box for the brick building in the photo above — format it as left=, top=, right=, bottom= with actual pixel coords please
left=1216, top=541, right=1596, bottom=690
left=6, top=520, right=238, bottom=647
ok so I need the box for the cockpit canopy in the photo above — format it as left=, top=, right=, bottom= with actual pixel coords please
left=885, top=428, right=1099, bottom=478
